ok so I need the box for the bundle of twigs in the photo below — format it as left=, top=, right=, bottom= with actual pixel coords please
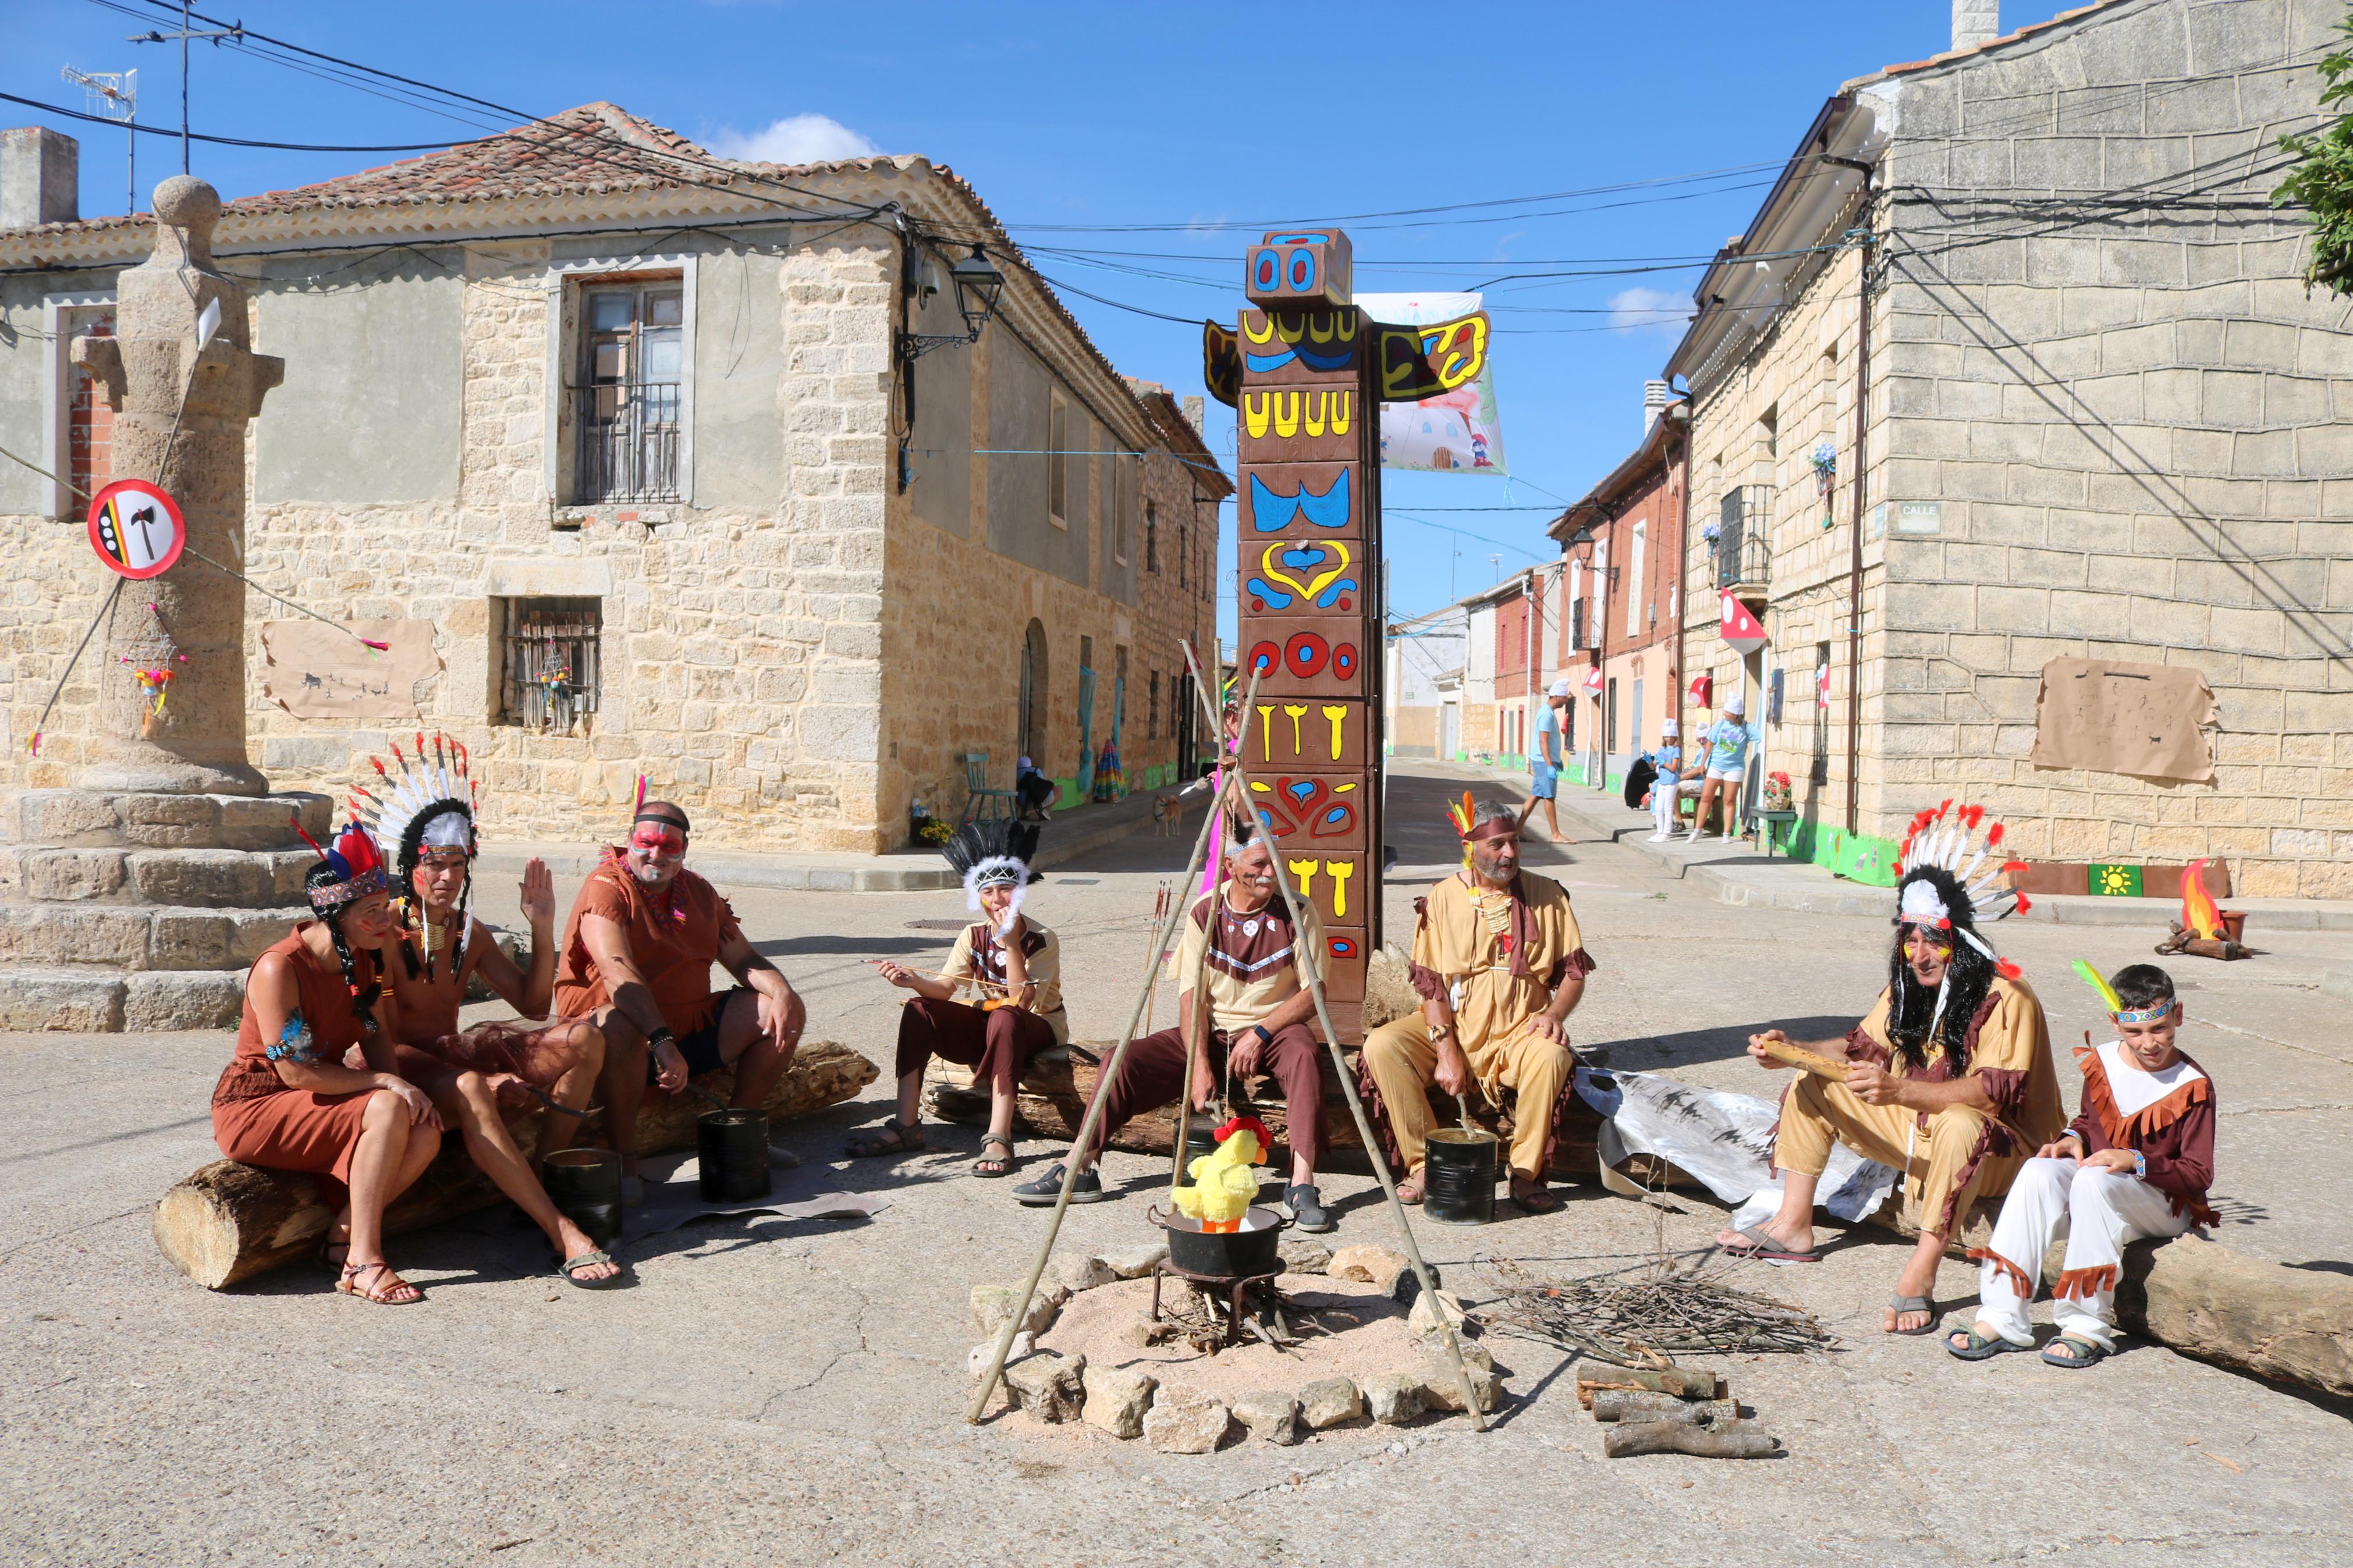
left=1477, top=1253, right=1839, bottom=1364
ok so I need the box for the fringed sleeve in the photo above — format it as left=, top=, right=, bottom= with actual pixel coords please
left=1973, top=1066, right=2029, bottom=1125
left=1408, top=963, right=1446, bottom=1001
left=1545, top=948, right=1597, bottom=987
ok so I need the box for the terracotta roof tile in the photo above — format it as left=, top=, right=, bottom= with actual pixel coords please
left=1852, top=1, right=2126, bottom=86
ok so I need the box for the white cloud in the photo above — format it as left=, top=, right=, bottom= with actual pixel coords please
left=1607, top=286, right=1697, bottom=336
left=707, top=113, right=881, bottom=165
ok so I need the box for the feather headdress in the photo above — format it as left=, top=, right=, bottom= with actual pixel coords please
left=2071, top=959, right=2170, bottom=1024
left=297, top=815, right=389, bottom=912
left=939, top=819, right=1044, bottom=934
left=349, top=732, right=478, bottom=979
left=1894, top=799, right=2028, bottom=977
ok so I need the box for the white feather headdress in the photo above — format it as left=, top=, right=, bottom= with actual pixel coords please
left=350, top=732, right=479, bottom=978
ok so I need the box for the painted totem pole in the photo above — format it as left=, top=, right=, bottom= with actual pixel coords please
left=1213, top=230, right=1494, bottom=1041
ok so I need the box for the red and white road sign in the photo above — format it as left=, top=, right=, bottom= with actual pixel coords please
left=1719, top=591, right=1767, bottom=656
left=86, top=480, right=186, bottom=579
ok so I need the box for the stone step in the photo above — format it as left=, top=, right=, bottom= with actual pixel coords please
left=9, top=789, right=331, bottom=852
left=0, top=901, right=309, bottom=972
left=0, top=965, right=245, bottom=1032
left=0, top=846, right=316, bottom=906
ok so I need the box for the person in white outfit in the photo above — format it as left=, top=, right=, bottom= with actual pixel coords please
left=1644, top=720, right=1684, bottom=840
left=1945, top=962, right=2216, bottom=1370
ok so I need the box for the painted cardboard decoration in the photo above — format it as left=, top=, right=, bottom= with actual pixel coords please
left=1245, top=697, right=1371, bottom=769
left=1238, top=462, right=1362, bottom=541
left=1374, top=312, right=1491, bottom=401
left=1282, top=852, right=1367, bottom=927
left=1719, top=592, right=1768, bottom=655
left=1245, top=229, right=1354, bottom=308
left=1236, top=386, right=1360, bottom=464
left=1202, top=320, right=1240, bottom=408
left=1238, top=310, right=1364, bottom=383
left=1241, top=538, right=1363, bottom=616
left=1358, top=291, right=1508, bottom=475
left=1234, top=226, right=1382, bottom=1041
left=259, top=618, right=442, bottom=721
left=1247, top=772, right=1368, bottom=850
left=1241, top=621, right=1367, bottom=698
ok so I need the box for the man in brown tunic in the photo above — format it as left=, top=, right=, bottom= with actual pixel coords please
left=555, top=800, right=807, bottom=1203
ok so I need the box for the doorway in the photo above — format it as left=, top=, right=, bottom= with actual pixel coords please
left=1018, top=619, right=1049, bottom=765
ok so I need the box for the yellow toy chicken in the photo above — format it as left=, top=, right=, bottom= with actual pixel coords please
left=1170, top=1115, right=1272, bottom=1233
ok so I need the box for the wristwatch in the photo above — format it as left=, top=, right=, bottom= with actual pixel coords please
left=1427, top=1022, right=1455, bottom=1044
left=1246, top=1025, right=1273, bottom=1050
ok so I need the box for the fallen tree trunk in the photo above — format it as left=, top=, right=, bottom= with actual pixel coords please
left=155, top=1039, right=878, bottom=1289
left=2117, top=1231, right=2353, bottom=1398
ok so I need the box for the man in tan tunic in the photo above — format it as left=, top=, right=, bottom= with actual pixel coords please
left=1362, top=797, right=1594, bottom=1214
left=1719, top=852, right=2063, bottom=1335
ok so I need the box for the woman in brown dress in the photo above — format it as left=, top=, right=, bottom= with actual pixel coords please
left=211, top=823, right=443, bottom=1304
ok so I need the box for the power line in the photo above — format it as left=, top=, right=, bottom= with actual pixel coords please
left=0, top=88, right=475, bottom=152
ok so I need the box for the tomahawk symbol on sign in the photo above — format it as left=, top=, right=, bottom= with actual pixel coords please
left=86, top=479, right=188, bottom=580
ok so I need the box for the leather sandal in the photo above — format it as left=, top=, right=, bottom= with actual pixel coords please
left=338, top=1260, right=423, bottom=1306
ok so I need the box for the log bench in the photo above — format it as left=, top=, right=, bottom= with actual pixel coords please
left=154, top=1038, right=878, bottom=1289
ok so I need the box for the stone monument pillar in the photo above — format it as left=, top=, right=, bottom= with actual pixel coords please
left=70, top=175, right=281, bottom=794
left=0, top=177, right=325, bottom=1033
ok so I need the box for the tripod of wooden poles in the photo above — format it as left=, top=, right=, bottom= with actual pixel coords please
left=966, top=648, right=1490, bottom=1431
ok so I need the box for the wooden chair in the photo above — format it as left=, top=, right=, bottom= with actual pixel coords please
left=960, top=752, right=1020, bottom=826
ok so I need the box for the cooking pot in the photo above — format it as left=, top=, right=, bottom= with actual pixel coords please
left=1149, top=1204, right=1291, bottom=1278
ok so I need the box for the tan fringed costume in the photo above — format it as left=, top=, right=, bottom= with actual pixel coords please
left=1774, top=973, right=2065, bottom=1235
left=1361, top=870, right=1595, bottom=1180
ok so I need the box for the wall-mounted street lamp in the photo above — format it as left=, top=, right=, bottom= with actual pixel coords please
left=897, top=244, right=1006, bottom=361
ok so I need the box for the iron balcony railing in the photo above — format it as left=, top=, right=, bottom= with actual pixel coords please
left=574, top=381, right=682, bottom=503
left=1568, top=599, right=1598, bottom=650
left=1716, top=485, right=1772, bottom=591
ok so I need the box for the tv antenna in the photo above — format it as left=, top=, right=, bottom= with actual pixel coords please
left=60, top=65, right=137, bottom=215
left=127, top=3, right=245, bottom=177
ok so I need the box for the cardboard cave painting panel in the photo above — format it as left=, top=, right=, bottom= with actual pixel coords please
left=1243, top=696, right=1371, bottom=771
left=1237, top=461, right=1364, bottom=545
left=1246, top=771, right=1369, bottom=852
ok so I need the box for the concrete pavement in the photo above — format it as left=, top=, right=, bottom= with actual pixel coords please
left=3, top=759, right=2348, bottom=1565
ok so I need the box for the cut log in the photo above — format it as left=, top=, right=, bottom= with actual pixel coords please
left=2117, top=1231, right=2353, bottom=1398
left=154, top=1039, right=878, bottom=1289
left=1602, top=1419, right=1778, bottom=1459
left=1591, top=1392, right=1739, bottom=1425
left=1577, top=1368, right=1724, bottom=1407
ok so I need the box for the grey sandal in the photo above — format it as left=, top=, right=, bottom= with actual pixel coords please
left=2041, top=1333, right=2109, bottom=1368
left=1888, top=1293, right=1943, bottom=1335
left=973, top=1133, right=1017, bottom=1178
left=1945, top=1325, right=2027, bottom=1360
left=845, top=1118, right=925, bottom=1158
left=1722, top=1225, right=1819, bottom=1263
left=555, top=1249, right=626, bottom=1289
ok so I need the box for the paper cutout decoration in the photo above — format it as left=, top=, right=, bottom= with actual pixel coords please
left=1247, top=773, right=1367, bottom=849
left=1241, top=623, right=1365, bottom=697
left=1357, top=291, right=1507, bottom=475
left=1719, top=592, right=1768, bottom=656
left=1203, top=319, right=1240, bottom=407
left=2089, top=863, right=2144, bottom=898
left=86, top=479, right=187, bottom=579
left=1282, top=852, right=1365, bottom=925
left=1236, top=386, right=1360, bottom=464
left=1240, top=310, right=1364, bottom=381
left=1238, top=463, right=1360, bottom=539
left=1244, top=540, right=1360, bottom=614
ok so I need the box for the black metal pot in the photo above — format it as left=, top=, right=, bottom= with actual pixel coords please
left=1151, top=1204, right=1290, bottom=1278
left=542, top=1146, right=622, bottom=1245
left=698, top=1108, right=771, bottom=1201
left=1424, top=1128, right=1498, bottom=1226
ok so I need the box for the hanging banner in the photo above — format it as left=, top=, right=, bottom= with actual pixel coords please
left=1719, top=592, right=1767, bottom=656
left=1355, top=291, right=1507, bottom=475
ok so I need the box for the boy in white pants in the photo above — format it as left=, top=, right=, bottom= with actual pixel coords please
left=1945, top=962, right=2215, bottom=1369
left=1644, top=721, right=1685, bottom=841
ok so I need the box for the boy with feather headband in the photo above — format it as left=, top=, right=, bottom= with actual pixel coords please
left=1720, top=802, right=2064, bottom=1336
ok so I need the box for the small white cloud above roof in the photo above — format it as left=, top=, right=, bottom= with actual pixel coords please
left=707, top=113, right=882, bottom=165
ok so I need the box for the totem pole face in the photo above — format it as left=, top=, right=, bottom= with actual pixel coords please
left=1244, top=230, right=1353, bottom=309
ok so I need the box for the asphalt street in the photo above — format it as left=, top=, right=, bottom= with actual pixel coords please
left=3, top=760, right=2348, bottom=1565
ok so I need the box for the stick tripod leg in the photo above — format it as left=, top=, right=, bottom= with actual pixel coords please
left=1178, top=644, right=1490, bottom=1432
left=964, top=670, right=1268, bottom=1425
left=1169, top=795, right=1236, bottom=1189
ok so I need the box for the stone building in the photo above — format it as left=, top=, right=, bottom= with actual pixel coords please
left=1383, top=599, right=1470, bottom=760
left=1664, top=0, right=2350, bottom=897
left=0, top=104, right=1221, bottom=858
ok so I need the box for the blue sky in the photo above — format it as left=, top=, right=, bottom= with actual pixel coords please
left=11, top=0, right=2072, bottom=635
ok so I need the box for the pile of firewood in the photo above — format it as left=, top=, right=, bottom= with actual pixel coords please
left=1578, top=1367, right=1779, bottom=1459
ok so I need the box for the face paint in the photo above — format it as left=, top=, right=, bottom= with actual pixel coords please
left=630, top=823, right=686, bottom=856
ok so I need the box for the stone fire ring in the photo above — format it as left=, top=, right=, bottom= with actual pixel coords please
left=969, top=1240, right=1505, bottom=1452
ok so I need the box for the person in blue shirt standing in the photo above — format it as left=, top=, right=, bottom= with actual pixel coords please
left=1644, top=719, right=1687, bottom=841
left=1518, top=679, right=1574, bottom=845
left=1686, top=694, right=1751, bottom=841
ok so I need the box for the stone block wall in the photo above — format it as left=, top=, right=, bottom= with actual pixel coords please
left=1868, top=0, right=2350, bottom=897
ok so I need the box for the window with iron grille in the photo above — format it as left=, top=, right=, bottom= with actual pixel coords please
left=498, top=597, right=603, bottom=733
left=574, top=282, right=683, bottom=503
left=1715, top=486, right=1772, bottom=590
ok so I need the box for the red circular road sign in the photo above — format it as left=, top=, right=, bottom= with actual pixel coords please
left=86, top=480, right=187, bottom=579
